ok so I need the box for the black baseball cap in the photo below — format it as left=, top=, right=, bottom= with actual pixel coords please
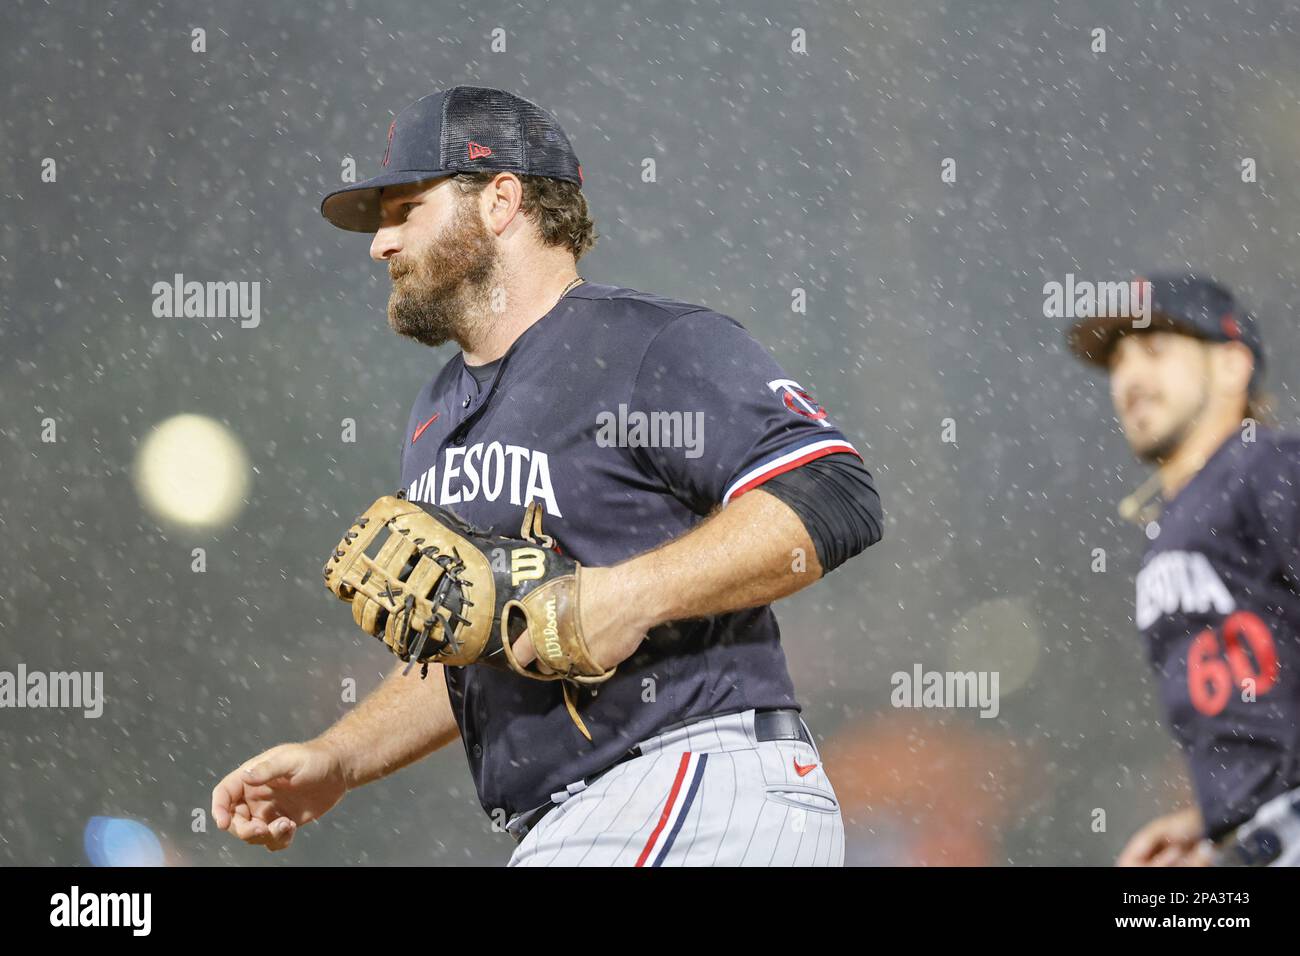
left=321, top=86, right=583, bottom=233
left=1066, top=273, right=1266, bottom=391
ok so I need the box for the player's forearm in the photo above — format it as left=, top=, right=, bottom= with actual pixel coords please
left=315, top=663, right=459, bottom=789
left=614, top=488, right=822, bottom=629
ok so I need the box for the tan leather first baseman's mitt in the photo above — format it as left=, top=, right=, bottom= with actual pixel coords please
left=323, top=492, right=615, bottom=738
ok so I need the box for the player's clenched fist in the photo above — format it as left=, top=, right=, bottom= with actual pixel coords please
left=211, top=742, right=348, bottom=852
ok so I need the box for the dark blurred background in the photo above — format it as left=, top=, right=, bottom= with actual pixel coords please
left=2, top=0, right=1299, bottom=865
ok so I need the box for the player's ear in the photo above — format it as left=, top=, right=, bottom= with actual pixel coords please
left=483, top=172, right=524, bottom=236
left=1210, top=340, right=1254, bottom=399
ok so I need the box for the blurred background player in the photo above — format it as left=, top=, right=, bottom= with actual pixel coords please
left=1067, top=273, right=1300, bottom=866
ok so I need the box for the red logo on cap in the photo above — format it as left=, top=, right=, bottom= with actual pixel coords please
left=382, top=120, right=397, bottom=168
left=1221, top=314, right=1241, bottom=339
left=467, top=141, right=493, bottom=160
left=577, top=164, right=584, bottom=185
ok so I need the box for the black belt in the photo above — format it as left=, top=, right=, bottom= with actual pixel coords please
left=506, top=708, right=813, bottom=843
left=754, top=708, right=815, bottom=746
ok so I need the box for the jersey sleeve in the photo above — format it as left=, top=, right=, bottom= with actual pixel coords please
left=628, top=309, right=862, bottom=513
left=1249, top=435, right=1300, bottom=579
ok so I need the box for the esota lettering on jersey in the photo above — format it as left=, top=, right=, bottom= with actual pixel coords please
left=1135, top=550, right=1235, bottom=630
left=406, top=441, right=561, bottom=517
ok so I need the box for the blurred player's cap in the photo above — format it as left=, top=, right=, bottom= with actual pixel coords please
left=1066, top=272, right=1266, bottom=392
left=321, top=86, right=583, bottom=233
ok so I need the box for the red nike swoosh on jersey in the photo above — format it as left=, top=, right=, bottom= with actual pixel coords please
left=411, top=413, right=439, bottom=444
left=793, top=760, right=818, bottom=777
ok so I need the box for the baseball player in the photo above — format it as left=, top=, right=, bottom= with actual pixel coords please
left=1066, top=274, right=1300, bottom=866
left=212, top=87, right=883, bottom=866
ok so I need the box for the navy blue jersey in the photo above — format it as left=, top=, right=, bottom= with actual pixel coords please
left=1136, top=430, right=1300, bottom=837
left=397, top=282, right=865, bottom=818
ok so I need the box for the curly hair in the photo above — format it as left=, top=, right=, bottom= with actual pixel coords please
left=451, top=171, right=597, bottom=261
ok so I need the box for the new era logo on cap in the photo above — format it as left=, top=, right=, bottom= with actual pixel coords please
left=321, top=86, right=583, bottom=233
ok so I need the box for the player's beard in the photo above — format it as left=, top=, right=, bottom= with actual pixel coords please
left=386, top=196, right=499, bottom=349
left=1128, top=378, right=1209, bottom=464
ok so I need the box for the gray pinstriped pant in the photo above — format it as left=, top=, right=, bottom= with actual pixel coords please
left=507, top=709, right=845, bottom=867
